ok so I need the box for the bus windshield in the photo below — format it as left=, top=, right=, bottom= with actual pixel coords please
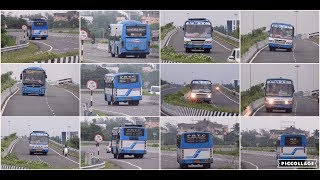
left=184, top=133, right=209, bottom=143
left=126, top=26, right=146, bottom=37
left=284, top=137, right=302, bottom=146
left=118, top=74, right=139, bottom=84
left=266, top=80, right=293, bottom=97
left=185, top=25, right=212, bottom=38
left=30, top=135, right=48, bottom=144
left=124, top=128, right=144, bottom=137
left=33, top=22, right=47, bottom=27
left=191, top=80, right=212, bottom=91
left=23, top=70, right=46, bottom=85
left=270, top=24, right=294, bottom=38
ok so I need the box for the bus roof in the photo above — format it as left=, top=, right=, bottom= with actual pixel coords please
left=191, top=79, right=212, bottom=82
left=105, top=72, right=140, bottom=77
left=271, top=22, right=294, bottom=27
left=116, top=20, right=146, bottom=26
left=24, top=67, right=45, bottom=71
left=266, top=78, right=293, bottom=81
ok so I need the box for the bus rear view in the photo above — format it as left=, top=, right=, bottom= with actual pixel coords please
left=276, top=134, right=307, bottom=160
left=177, top=131, right=213, bottom=169
left=183, top=18, right=213, bottom=53
left=27, top=19, right=49, bottom=40
left=268, top=23, right=294, bottom=52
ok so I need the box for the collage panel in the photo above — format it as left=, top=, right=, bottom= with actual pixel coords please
left=1, top=116, right=80, bottom=169
left=160, top=10, right=240, bottom=63
left=1, top=10, right=80, bottom=63
left=80, top=10, right=159, bottom=63
left=80, top=63, right=160, bottom=116
left=80, top=116, right=159, bottom=169
left=241, top=64, right=319, bottom=116
left=160, top=116, right=239, bottom=169
left=241, top=117, right=319, bottom=169
left=241, top=11, right=319, bottom=63
left=161, top=64, right=240, bottom=116
left=1, top=64, right=80, bottom=116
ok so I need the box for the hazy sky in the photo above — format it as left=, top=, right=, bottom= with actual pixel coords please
left=1, top=10, right=74, bottom=17
left=161, top=11, right=239, bottom=27
left=81, top=117, right=149, bottom=123
left=161, top=64, right=239, bottom=85
left=1, top=64, right=80, bottom=84
left=241, top=117, right=319, bottom=133
left=241, top=64, right=319, bottom=91
left=241, top=11, right=319, bottom=35
left=1, top=116, right=79, bottom=137
left=160, top=117, right=238, bottom=132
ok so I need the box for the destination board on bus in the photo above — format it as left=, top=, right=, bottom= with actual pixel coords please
left=184, top=133, right=209, bottom=143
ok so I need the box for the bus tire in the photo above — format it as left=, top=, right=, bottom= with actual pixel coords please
left=266, top=108, right=272, bottom=112
left=111, top=53, right=115, bottom=57
left=113, top=154, right=117, bottom=159
left=141, top=54, right=146, bottom=58
left=107, top=101, right=111, bottom=105
left=140, top=154, right=143, bottom=158
left=180, top=163, right=187, bottom=169
left=39, top=94, right=45, bottom=96
left=203, top=163, right=211, bottom=169
left=185, top=48, right=191, bottom=53
left=269, top=47, right=273, bottom=51
left=205, top=49, right=210, bottom=53
left=287, top=48, right=292, bottom=52
left=112, top=101, right=119, bottom=106
left=43, top=152, right=47, bottom=155
left=30, top=152, right=33, bottom=155
left=134, top=155, right=139, bottom=158
left=134, top=100, right=139, bottom=105
left=118, top=154, right=124, bottom=159
left=286, top=109, right=292, bottom=113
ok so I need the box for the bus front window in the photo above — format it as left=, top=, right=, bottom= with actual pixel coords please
left=30, top=136, right=48, bottom=144
left=185, top=25, right=212, bottom=38
left=271, top=25, right=294, bottom=38
left=23, top=70, right=46, bottom=85
left=266, top=83, right=293, bottom=97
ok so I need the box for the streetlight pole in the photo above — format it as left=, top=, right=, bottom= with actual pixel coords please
left=294, top=11, right=299, bottom=35
left=252, top=11, right=255, bottom=33
left=249, top=64, right=252, bottom=88
left=294, top=65, right=300, bottom=92
left=8, top=120, right=11, bottom=135
left=187, top=13, right=189, bottom=19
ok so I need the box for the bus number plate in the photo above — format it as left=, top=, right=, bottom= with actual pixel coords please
left=194, top=160, right=201, bottom=163
left=133, top=47, right=139, bottom=50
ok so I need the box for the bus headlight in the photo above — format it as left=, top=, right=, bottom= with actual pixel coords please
left=190, top=93, right=196, bottom=99
left=285, top=100, right=292, bottom=104
left=216, top=87, right=220, bottom=90
left=207, top=94, right=211, bottom=98
left=268, top=99, right=274, bottom=104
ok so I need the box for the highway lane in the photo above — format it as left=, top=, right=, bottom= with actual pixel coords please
left=253, top=96, right=319, bottom=116
left=167, top=28, right=234, bottom=63
left=81, top=93, right=159, bottom=116
left=81, top=145, right=159, bottom=169
left=83, top=43, right=159, bottom=63
left=251, top=39, right=319, bottom=63
left=8, top=31, right=79, bottom=54
left=9, top=138, right=79, bottom=169
left=2, top=85, right=80, bottom=116
left=161, top=150, right=239, bottom=169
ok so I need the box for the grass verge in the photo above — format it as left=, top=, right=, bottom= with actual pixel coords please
left=105, top=161, right=120, bottom=169
left=214, top=150, right=239, bottom=156
left=2, top=153, right=51, bottom=169
left=93, top=109, right=108, bottom=116
left=49, top=141, right=79, bottom=159
left=213, top=32, right=239, bottom=47
left=2, top=42, right=79, bottom=63
left=161, top=24, right=175, bottom=40
left=241, top=83, right=264, bottom=111
left=57, top=84, right=80, bottom=94
left=241, top=28, right=269, bottom=56
left=1, top=134, right=17, bottom=152
left=161, top=145, right=176, bottom=151
left=161, top=46, right=213, bottom=63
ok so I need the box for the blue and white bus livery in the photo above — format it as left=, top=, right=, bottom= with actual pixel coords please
left=29, top=131, right=49, bottom=155
left=27, top=19, right=49, bottom=40
left=268, top=22, right=294, bottom=52
left=276, top=134, right=307, bottom=160
left=20, top=67, right=47, bottom=96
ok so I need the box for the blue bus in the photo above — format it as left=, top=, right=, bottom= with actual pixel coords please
left=29, top=131, right=49, bottom=155
left=276, top=134, right=307, bottom=160
left=177, top=131, right=213, bottom=169
left=27, top=19, right=49, bottom=40
left=268, top=22, right=294, bottom=52
left=108, top=20, right=151, bottom=58
left=104, top=73, right=142, bottom=106
left=20, top=67, right=47, bottom=96
left=183, top=18, right=213, bottom=53
left=264, top=78, right=294, bottom=113
left=111, top=124, right=147, bottom=159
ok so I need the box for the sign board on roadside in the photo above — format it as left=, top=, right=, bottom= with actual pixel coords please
left=80, top=30, right=88, bottom=40
left=94, top=134, right=103, bottom=143
left=86, top=80, right=97, bottom=91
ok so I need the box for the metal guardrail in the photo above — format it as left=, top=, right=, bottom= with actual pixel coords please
left=1, top=42, right=29, bottom=53
left=1, top=165, right=28, bottom=170
left=212, top=30, right=240, bottom=43
left=308, top=32, right=319, bottom=38
left=81, top=161, right=105, bottom=169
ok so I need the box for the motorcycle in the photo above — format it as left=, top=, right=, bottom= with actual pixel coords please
left=91, top=38, right=95, bottom=44
left=63, top=147, right=69, bottom=157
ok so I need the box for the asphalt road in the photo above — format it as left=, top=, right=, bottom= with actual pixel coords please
left=83, top=43, right=159, bottom=63
left=10, top=138, right=79, bottom=169
left=8, top=31, right=79, bottom=54
left=251, top=39, right=319, bottom=63
left=253, top=96, right=319, bottom=116
left=161, top=150, right=239, bottom=169
left=81, top=145, right=159, bottom=169
left=167, top=28, right=234, bottom=63
left=81, top=92, right=159, bottom=116
left=2, top=85, right=80, bottom=116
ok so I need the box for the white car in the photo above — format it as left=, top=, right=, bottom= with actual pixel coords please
left=106, top=142, right=111, bottom=153
left=227, top=48, right=240, bottom=63
left=149, top=86, right=160, bottom=95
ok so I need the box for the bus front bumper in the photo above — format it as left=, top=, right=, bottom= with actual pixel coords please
left=114, top=96, right=142, bottom=102
left=268, top=43, right=293, bottom=49
left=22, top=86, right=45, bottom=95
left=180, top=158, right=213, bottom=164
left=265, top=103, right=293, bottom=109
left=184, top=44, right=212, bottom=49
left=30, top=149, right=49, bottom=153
left=118, top=149, right=146, bottom=155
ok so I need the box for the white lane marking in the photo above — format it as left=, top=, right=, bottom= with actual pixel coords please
left=112, top=159, right=142, bottom=170
left=211, top=102, right=218, bottom=108
left=292, top=44, right=296, bottom=63
left=1, top=87, right=19, bottom=115
left=9, top=138, right=20, bottom=153
left=294, top=100, right=298, bottom=115
left=45, top=93, right=55, bottom=116
left=63, top=88, right=80, bottom=100
left=93, top=107, right=129, bottom=116
left=34, top=41, right=53, bottom=52
left=252, top=105, right=265, bottom=116
left=166, top=29, right=177, bottom=46
left=249, top=45, right=268, bottom=63
left=218, top=90, right=239, bottom=104
left=49, top=147, right=80, bottom=165
left=213, top=39, right=231, bottom=51
left=242, top=160, right=259, bottom=169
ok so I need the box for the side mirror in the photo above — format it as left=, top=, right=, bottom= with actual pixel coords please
left=45, top=74, right=47, bottom=78
left=228, top=56, right=235, bottom=60
left=182, top=27, right=184, bottom=30
left=20, top=74, right=22, bottom=80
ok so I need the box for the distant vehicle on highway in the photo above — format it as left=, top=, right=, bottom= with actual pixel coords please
left=264, top=78, right=294, bottom=113
left=20, top=67, right=47, bottom=96
left=183, top=18, right=213, bottom=53
left=149, top=86, right=160, bottom=95
left=111, top=124, right=147, bottom=159
left=104, top=73, right=142, bottom=106
left=227, top=48, right=240, bottom=63
left=276, top=134, right=307, bottom=160
left=268, top=22, right=294, bottom=52
left=177, top=131, right=213, bottom=169
left=108, top=20, right=151, bottom=58
left=106, top=142, right=111, bottom=153
left=186, top=79, right=212, bottom=103
left=29, top=131, right=49, bottom=155
left=27, top=19, right=49, bottom=40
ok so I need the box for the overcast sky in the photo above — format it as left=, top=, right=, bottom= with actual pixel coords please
left=241, top=11, right=319, bottom=35
left=160, top=117, right=238, bottom=132
left=241, top=64, right=319, bottom=91
left=161, top=11, right=239, bottom=27
left=2, top=117, right=79, bottom=137
left=81, top=117, right=148, bottom=123
left=241, top=117, right=319, bottom=133
left=161, top=64, right=239, bottom=85
left=1, top=64, right=80, bottom=84
left=1, top=10, right=74, bottom=17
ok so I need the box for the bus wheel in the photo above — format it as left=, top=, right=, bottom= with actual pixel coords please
left=117, top=154, right=124, bottom=159
left=203, top=163, right=211, bottom=169
left=112, top=101, right=119, bottom=106
left=107, top=101, right=111, bottom=105
left=43, top=152, right=47, bottom=155
left=113, top=154, right=117, bottom=159
left=141, top=54, right=146, bottom=58
left=269, top=47, right=273, bottom=51
left=185, top=48, right=191, bottom=53
left=111, top=53, right=115, bottom=57
left=134, top=154, right=139, bottom=158
left=180, top=163, right=187, bottom=169
left=205, top=49, right=210, bottom=53
left=266, top=108, right=272, bottom=112
left=134, top=101, right=139, bottom=106
left=286, top=109, right=292, bottom=113
left=287, top=48, right=292, bottom=52
left=30, top=152, right=34, bottom=155
left=139, top=154, right=143, bottom=158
